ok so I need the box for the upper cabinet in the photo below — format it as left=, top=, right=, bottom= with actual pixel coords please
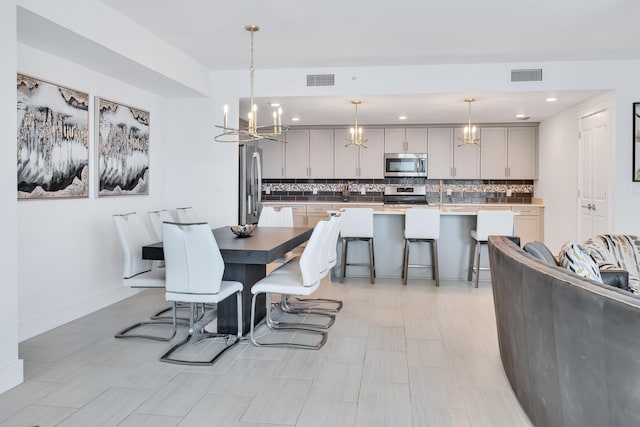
left=261, top=124, right=537, bottom=180
left=334, top=128, right=384, bottom=179
left=481, top=126, right=537, bottom=179
left=259, top=139, right=285, bottom=179
left=384, top=128, right=427, bottom=153
left=309, top=129, right=335, bottom=178
left=427, top=128, right=481, bottom=179
left=284, top=129, right=334, bottom=179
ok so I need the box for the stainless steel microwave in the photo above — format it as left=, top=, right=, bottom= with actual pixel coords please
left=384, top=153, right=427, bottom=177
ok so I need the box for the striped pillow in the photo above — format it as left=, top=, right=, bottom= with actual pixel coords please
left=559, top=242, right=602, bottom=282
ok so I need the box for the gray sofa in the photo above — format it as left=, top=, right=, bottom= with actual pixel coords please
left=488, top=236, right=640, bottom=427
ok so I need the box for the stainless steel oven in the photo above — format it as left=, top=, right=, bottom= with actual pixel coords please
left=384, top=153, right=427, bottom=177
left=384, top=185, right=428, bottom=205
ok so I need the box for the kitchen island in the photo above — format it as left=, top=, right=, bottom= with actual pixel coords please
left=263, top=201, right=544, bottom=282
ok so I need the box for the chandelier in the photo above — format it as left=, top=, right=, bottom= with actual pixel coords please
left=214, top=25, right=288, bottom=143
left=459, top=98, right=480, bottom=146
left=345, top=100, right=367, bottom=148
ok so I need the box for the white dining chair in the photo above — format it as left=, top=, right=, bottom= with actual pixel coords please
left=176, top=207, right=199, bottom=223
left=250, top=220, right=331, bottom=349
left=112, top=212, right=177, bottom=341
left=468, top=210, right=515, bottom=288
left=159, top=221, right=243, bottom=365
left=258, top=206, right=294, bottom=227
left=148, top=209, right=175, bottom=242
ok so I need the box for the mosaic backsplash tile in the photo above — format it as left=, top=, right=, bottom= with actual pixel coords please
left=262, top=178, right=534, bottom=204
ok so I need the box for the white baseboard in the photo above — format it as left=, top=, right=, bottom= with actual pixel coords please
left=19, top=287, right=137, bottom=342
left=0, top=359, right=24, bottom=394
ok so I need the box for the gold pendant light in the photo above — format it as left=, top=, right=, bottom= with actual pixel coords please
left=459, top=98, right=480, bottom=146
left=345, top=100, right=368, bottom=148
left=214, top=25, right=288, bottom=143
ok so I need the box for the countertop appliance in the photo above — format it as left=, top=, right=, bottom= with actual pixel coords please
left=239, top=143, right=262, bottom=224
left=384, top=153, right=427, bottom=178
left=384, top=185, right=428, bottom=205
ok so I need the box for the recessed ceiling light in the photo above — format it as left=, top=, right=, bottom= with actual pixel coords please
left=269, top=102, right=281, bottom=107
left=546, top=97, right=558, bottom=102
left=291, top=117, right=300, bottom=122
left=398, top=115, right=407, bottom=120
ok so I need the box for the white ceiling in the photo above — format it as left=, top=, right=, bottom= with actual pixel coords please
left=61, top=0, right=639, bottom=123
left=100, top=0, right=639, bottom=70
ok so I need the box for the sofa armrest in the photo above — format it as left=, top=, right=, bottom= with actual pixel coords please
left=600, top=268, right=630, bottom=292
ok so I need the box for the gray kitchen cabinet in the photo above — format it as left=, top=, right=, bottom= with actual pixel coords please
left=427, top=127, right=480, bottom=179
left=384, top=128, right=427, bottom=153
left=334, top=128, right=384, bottom=179
left=284, top=129, right=334, bottom=178
left=481, top=126, right=537, bottom=179
left=258, top=139, right=285, bottom=179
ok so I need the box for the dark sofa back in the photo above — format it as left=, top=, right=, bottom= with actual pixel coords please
left=488, top=236, right=640, bottom=427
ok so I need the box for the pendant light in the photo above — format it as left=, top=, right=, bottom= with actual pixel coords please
left=459, top=98, right=480, bottom=146
left=214, top=25, right=288, bottom=143
left=345, top=100, right=367, bottom=148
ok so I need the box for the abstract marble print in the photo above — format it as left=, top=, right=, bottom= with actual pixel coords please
left=97, top=97, right=149, bottom=196
left=17, top=73, right=89, bottom=199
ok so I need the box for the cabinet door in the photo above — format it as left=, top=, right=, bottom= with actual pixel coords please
left=480, top=127, right=508, bottom=179
left=258, top=140, right=285, bottom=179
left=334, top=129, right=359, bottom=178
left=427, top=128, right=454, bottom=179
left=309, top=129, right=334, bottom=178
left=284, top=129, right=309, bottom=178
left=406, top=128, right=428, bottom=153
left=358, top=128, right=385, bottom=179
left=453, top=128, right=481, bottom=179
left=513, top=206, right=542, bottom=245
left=384, top=128, right=406, bottom=153
left=507, top=127, right=537, bottom=179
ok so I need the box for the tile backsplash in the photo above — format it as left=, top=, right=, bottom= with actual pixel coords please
left=262, top=178, right=534, bottom=204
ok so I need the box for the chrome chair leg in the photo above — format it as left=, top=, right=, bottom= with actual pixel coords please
left=432, top=239, right=440, bottom=287
left=250, top=293, right=327, bottom=350
left=402, top=239, right=410, bottom=286
left=340, top=239, right=349, bottom=283
left=468, top=238, right=477, bottom=282
left=159, top=295, right=241, bottom=366
left=115, top=301, right=179, bottom=341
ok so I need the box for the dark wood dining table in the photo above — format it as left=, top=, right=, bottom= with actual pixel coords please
left=142, top=225, right=312, bottom=335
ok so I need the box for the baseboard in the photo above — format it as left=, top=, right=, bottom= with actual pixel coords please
left=19, top=287, right=137, bottom=342
left=0, top=358, right=24, bottom=394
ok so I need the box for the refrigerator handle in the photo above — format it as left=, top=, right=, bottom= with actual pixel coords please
left=252, top=151, right=262, bottom=216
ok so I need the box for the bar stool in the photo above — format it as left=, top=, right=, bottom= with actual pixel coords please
left=403, top=208, right=440, bottom=287
left=340, top=208, right=375, bottom=284
left=468, top=210, right=515, bottom=288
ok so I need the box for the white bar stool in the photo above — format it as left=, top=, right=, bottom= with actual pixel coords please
left=339, top=208, right=375, bottom=284
left=403, top=208, right=440, bottom=287
left=468, top=210, right=515, bottom=288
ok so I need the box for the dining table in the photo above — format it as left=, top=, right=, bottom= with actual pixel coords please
left=142, top=225, right=313, bottom=335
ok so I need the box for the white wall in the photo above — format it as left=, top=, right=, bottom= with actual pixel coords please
left=16, top=43, right=169, bottom=340
left=536, top=105, right=581, bottom=252
left=0, top=0, right=23, bottom=394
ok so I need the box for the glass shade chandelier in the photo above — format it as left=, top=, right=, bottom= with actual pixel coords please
left=214, top=25, right=288, bottom=143
left=345, top=100, right=367, bottom=148
left=459, top=98, right=480, bottom=146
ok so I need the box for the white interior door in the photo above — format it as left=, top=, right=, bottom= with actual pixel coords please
left=578, top=110, right=609, bottom=241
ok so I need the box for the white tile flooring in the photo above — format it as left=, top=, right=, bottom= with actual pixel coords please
left=0, top=277, right=533, bottom=427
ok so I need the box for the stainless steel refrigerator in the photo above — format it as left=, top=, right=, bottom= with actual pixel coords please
left=239, top=143, right=262, bottom=224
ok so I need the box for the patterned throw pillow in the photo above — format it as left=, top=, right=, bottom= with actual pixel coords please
left=559, top=242, right=602, bottom=282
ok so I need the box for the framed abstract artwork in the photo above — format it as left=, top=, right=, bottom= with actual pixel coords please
left=634, top=102, right=640, bottom=181
left=96, top=97, right=150, bottom=196
left=17, top=73, right=89, bottom=199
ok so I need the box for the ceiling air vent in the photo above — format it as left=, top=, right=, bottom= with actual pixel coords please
left=511, top=68, right=543, bottom=82
left=307, top=74, right=335, bottom=87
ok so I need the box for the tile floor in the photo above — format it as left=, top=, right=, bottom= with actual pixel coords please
left=0, top=277, right=532, bottom=427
